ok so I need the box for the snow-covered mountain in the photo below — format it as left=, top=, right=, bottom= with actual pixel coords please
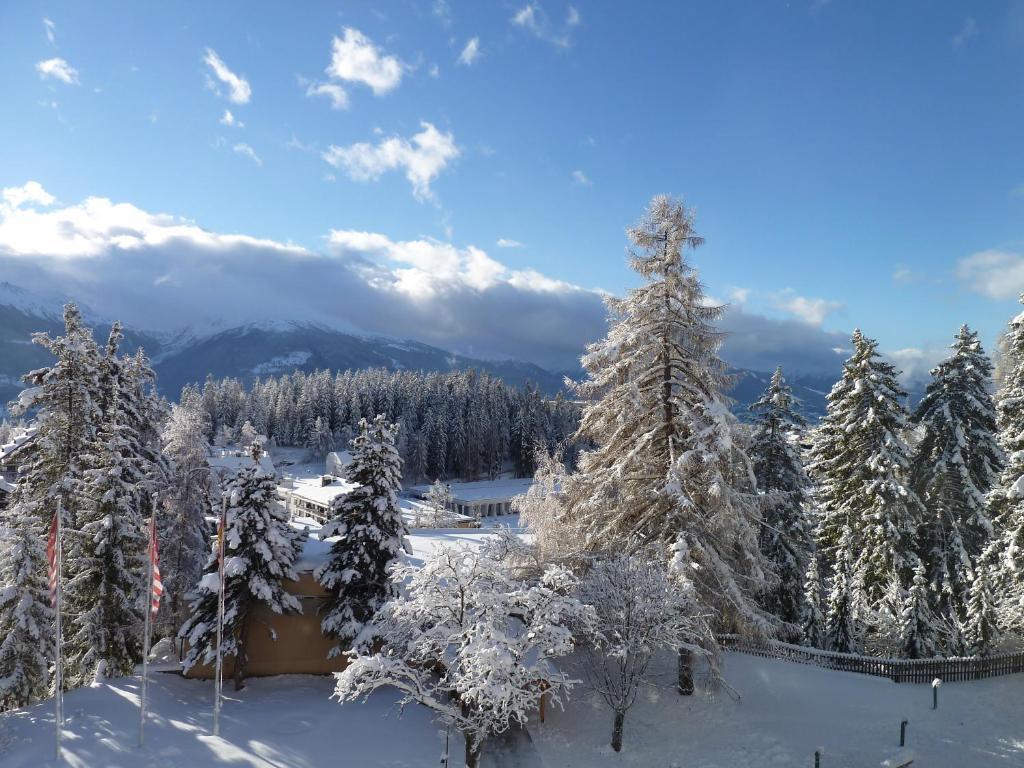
left=0, top=286, right=910, bottom=417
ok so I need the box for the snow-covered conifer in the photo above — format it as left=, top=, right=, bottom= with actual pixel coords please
left=179, top=443, right=303, bottom=689
left=809, top=330, right=925, bottom=617
left=335, top=545, right=593, bottom=768
left=578, top=551, right=704, bottom=752
left=964, top=564, right=999, bottom=656
left=824, top=527, right=862, bottom=654
left=560, top=196, right=775, bottom=673
left=910, top=326, right=1001, bottom=647
left=899, top=561, right=941, bottom=659
left=801, top=555, right=827, bottom=649
left=306, top=415, right=333, bottom=460
left=982, top=297, right=1024, bottom=635
left=749, top=366, right=813, bottom=627
left=0, top=511, right=53, bottom=710
left=316, top=416, right=405, bottom=656
left=64, top=392, right=148, bottom=686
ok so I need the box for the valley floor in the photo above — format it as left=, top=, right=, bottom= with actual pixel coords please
left=3, top=652, right=1022, bottom=767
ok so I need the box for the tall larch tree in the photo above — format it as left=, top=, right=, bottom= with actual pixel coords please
left=316, top=415, right=406, bottom=657
left=910, top=325, right=1001, bottom=651
left=159, top=390, right=214, bottom=634
left=809, top=330, right=926, bottom=640
left=982, top=296, right=1024, bottom=635
left=179, top=442, right=304, bottom=689
left=558, top=196, right=776, bottom=690
left=748, top=366, right=813, bottom=628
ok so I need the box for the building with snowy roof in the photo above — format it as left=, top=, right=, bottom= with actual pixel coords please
left=409, top=477, right=535, bottom=519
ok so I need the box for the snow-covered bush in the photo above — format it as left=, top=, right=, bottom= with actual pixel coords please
left=334, top=545, right=594, bottom=768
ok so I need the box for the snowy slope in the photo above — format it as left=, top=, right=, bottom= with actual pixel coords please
left=3, top=652, right=1021, bottom=767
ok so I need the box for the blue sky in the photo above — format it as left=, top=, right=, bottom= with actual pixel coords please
left=1, top=1, right=1023, bottom=379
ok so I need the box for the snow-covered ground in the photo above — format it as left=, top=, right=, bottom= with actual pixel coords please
left=4, top=652, right=1021, bottom=767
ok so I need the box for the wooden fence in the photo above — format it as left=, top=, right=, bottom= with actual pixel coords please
left=719, top=634, right=1024, bottom=683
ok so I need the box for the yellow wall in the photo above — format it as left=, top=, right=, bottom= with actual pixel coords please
left=184, top=571, right=350, bottom=679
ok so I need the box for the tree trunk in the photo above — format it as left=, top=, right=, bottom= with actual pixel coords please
left=234, top=616, right=250, bottom=691
left=611, top=710, right=626, bottom=752
left=464, top=732, right=483, bottom=768
left=677, top=647, right=694, bottom=695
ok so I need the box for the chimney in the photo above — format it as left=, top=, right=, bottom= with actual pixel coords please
left=321, top=475, right=333, bottom=487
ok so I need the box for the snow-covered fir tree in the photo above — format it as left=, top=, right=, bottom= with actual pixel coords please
left=159, top=390, right=214, bottom=634
left=824, top=526, right=862, bottom=654
left=910, top=325, right=1001, bottom=650
left=801, top=555, right=827, bottom=649
left=335, top=545, right=593, bottom=768
left=0, top=511, right=53, bottom=711
left=899, top=561, right=941, bottom=659
left=64, top=390, right=148, bottom=686
left=316, top=415, right=406, bottom=656
left=559, top=196, right=775, bottom=685
left=748, top=366, right=813, bottom=628
left=963, top=562, right=999, bottom=656
left=179, top=442, right=303, bottom=689
left=809, top=330, right=926, bottom=644
left=306, top=415, right=333, bottom=460
left=982, top=296, right=1024, bottom=636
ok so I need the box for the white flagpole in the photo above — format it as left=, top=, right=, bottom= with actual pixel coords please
left=213, top=494, right=227, bottom=737
left=54, top=498, right=64, bottom=763
left=139, top=496, right=156, bottom=748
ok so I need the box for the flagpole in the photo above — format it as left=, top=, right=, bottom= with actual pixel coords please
left=213, top=494, right=227, bottom=737
left=139, top=496, right=156, bottom=748
left=54, top=498, right=64, bottom=763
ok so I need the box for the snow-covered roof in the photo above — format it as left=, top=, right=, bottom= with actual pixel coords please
left=0, top=477, right=15, bottom=494
left=282, top=476, right=357, bottom=507
left=409, top=477, right=535, bottom=504
left=405, top=528, right=521, bottom=568
left=0, top=425, right=39, bottom=464
left=208, top=445, right=276, bottom=478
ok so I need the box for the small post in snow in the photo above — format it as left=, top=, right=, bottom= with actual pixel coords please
left=932, top=678, right=941, bottom=710
left=899, top=719, right=908, bottom=747
left=814, top=749, right=821, bottom=768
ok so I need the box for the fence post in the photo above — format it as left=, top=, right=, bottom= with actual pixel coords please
left=814, top=749, right=821, bottom=768
left=932, top=678, right=941, bottom=709
left=899, top=720, right=907, bottom=747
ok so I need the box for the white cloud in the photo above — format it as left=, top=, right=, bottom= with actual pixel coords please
left=306, top=81, right=349, bottom=110
left=429, top=64, right=441, bottom=78
left=432, top=0, right=453, bottom=27
left=322, top=121, right=459, bottom=202
left=496, top=238, right=524, bottom=248
left=571, top=169, right=591, bottom=186
left=203, top=48, right=251, bottom=104
left=326, top=28, right=403, bottom=95
left=770, top=289, right=843, bottom=325
left=36, top=58, right=79, bottom=85
left=2, top=181, right=55, bottom=210
left=43, top=18, right=56, bottom=45
left=232, top=143, right=262, bottom=165
left=511, top=3, right=574, bottom=48
left=728, top=287, right=751, bottom=304
left=458, top=37, right=482, bottom=66
left=953, top=17, right=978, bottom=50
left=219, top=109, right=244, bottom=127
left=956, top=249, right=1024, bottom=299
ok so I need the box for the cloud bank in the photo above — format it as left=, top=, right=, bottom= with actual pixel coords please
left=0, top=182, right=857, bottom=375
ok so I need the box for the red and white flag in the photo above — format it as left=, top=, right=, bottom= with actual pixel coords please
left=148, top=518, right=163, bottom=617
left=46, top=513, right=59, bottom=608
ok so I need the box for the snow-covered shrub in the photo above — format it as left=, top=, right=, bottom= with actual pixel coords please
left=334, top=545, right=594, bottom=768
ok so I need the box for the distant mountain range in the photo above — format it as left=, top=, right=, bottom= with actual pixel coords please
left=0, top=284, right=920, bottom=419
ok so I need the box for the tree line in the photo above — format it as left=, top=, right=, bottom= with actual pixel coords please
left=191, top=367, right=581, bottom=481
